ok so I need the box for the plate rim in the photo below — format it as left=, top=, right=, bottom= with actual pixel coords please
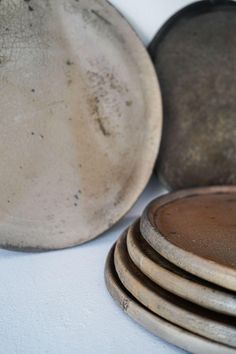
left=114, top=230, right=236, bottom=347
left=127, top=219, right=236, bottom=316
left=105, top=243, right=236, bottom=354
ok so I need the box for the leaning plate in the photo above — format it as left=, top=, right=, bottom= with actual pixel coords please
left=114, top=232, right=236, bottom=347
left=127, top=220, right=236, bottom=316
left=105, top=244, right=236, bottom=354
left=150, top=1, right=236, bottom=189
left=0, top=0, right=162, bottom=249
left=141, top=186, right=236, bottom=291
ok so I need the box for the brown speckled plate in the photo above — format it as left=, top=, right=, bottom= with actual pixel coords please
left=150, top=0, right=236, bottom=189
left=114, top=232, right=236, bottom=347
left=141, top=186, right=236, bottom=291
left=0, top=0, right=162, bottom=250
left=127, top=220, right=236, bottom=316
left=105, top=244, right=236, bottom=354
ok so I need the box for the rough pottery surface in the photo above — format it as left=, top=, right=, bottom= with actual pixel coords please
left=114, top=233, right=236, bottom=347
left=0, top=0, right=162, bottom=249
left=141, top=186, right=236, bottom=291
left=105, top=243, right=236, bottom=354
left=150, top=1, right=236, bottom=189
left=127, top=220, right=236, bottom=316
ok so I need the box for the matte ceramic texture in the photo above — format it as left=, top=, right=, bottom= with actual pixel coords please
left=150, top=0, right=236, bottom=189
left=127, top=220, right=236, bottom=316
left=114, top=233, right=236, bottom=347
left=0, top=0, right=162, bottom=250
left=105, top=245, right=236, bottom=354
left=141, top=186, right=236, bottom=291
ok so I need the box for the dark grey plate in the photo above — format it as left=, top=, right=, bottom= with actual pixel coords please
left=150, top=0, right=236, bottom=189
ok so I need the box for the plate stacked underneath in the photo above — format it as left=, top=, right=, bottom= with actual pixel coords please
left=105, top=186, right=236, bottom=353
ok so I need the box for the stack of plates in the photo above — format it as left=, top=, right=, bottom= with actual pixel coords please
left=105, top=186, right=236, bottom=354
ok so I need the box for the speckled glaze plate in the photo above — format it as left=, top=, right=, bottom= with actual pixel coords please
left=105, top=244, right=236, bottom=354
left=150, top=0, right=236, bottom=189
left=141, top=186, right=236, bottom=291
left=0, top=0, right=162, bottom=250
left=114, top=233, right=236, bottom=347
left=127, top=220, right=236, bottom=316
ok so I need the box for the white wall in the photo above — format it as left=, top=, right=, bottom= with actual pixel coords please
left=109, top=0, right=191, bottom=45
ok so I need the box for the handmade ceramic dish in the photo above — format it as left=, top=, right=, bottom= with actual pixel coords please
left=105, top=244, right=236, bottom=354
left=114, top=233, right=236, bottom=347
left=0, top=0, right=162, bottom=250
left=141, top=186, right=236, bottom=291
left=150, top=0, right=236, bottom=189
left=105, top=247, right=235, bottom=354
left=127, top=220, right=236, bottom=316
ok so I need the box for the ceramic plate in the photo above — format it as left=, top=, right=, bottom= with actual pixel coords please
left=141, top=186, right=236, bottom=291
left=0, top=0, right=162, bottom=250
left=150, top=0, right=236, bottom=189
left=114, top=232, right=236, bottom=347
left=105, top=244, right=235, bottom=354
left=127, top=220, right=236, bottom=316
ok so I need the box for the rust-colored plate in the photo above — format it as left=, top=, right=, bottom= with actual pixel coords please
left=150, top=1, right=236, bottom=189
left=114, top=232, right=236, bottom=347
left=0, top=0, right=162, bottom=250
left=141, top=186, right=236, bottom=291
left=127, top=219, right=236, bottom=316
left=105, top=243, right=236, bottom=354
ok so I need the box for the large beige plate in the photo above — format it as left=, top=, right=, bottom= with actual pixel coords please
left=0, top=0, right=162, bottom=250
left=105, top=245, right=236, bottom=354
left=114, top=233, right=236, bottom=347
left=127, top=220, right=236, bottom=316
left=141, top=186, right=236, bottom=291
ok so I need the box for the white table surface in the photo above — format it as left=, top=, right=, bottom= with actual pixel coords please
left=0, top=2, right=192, bottom=353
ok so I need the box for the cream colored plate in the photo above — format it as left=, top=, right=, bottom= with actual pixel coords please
left=105, top=244, right=236, bottom=354
left=127, top=220, right=236, bottom=316
left=0, top=0, right=162, bottom=250
left=114, top=232, right=236, bottom=347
